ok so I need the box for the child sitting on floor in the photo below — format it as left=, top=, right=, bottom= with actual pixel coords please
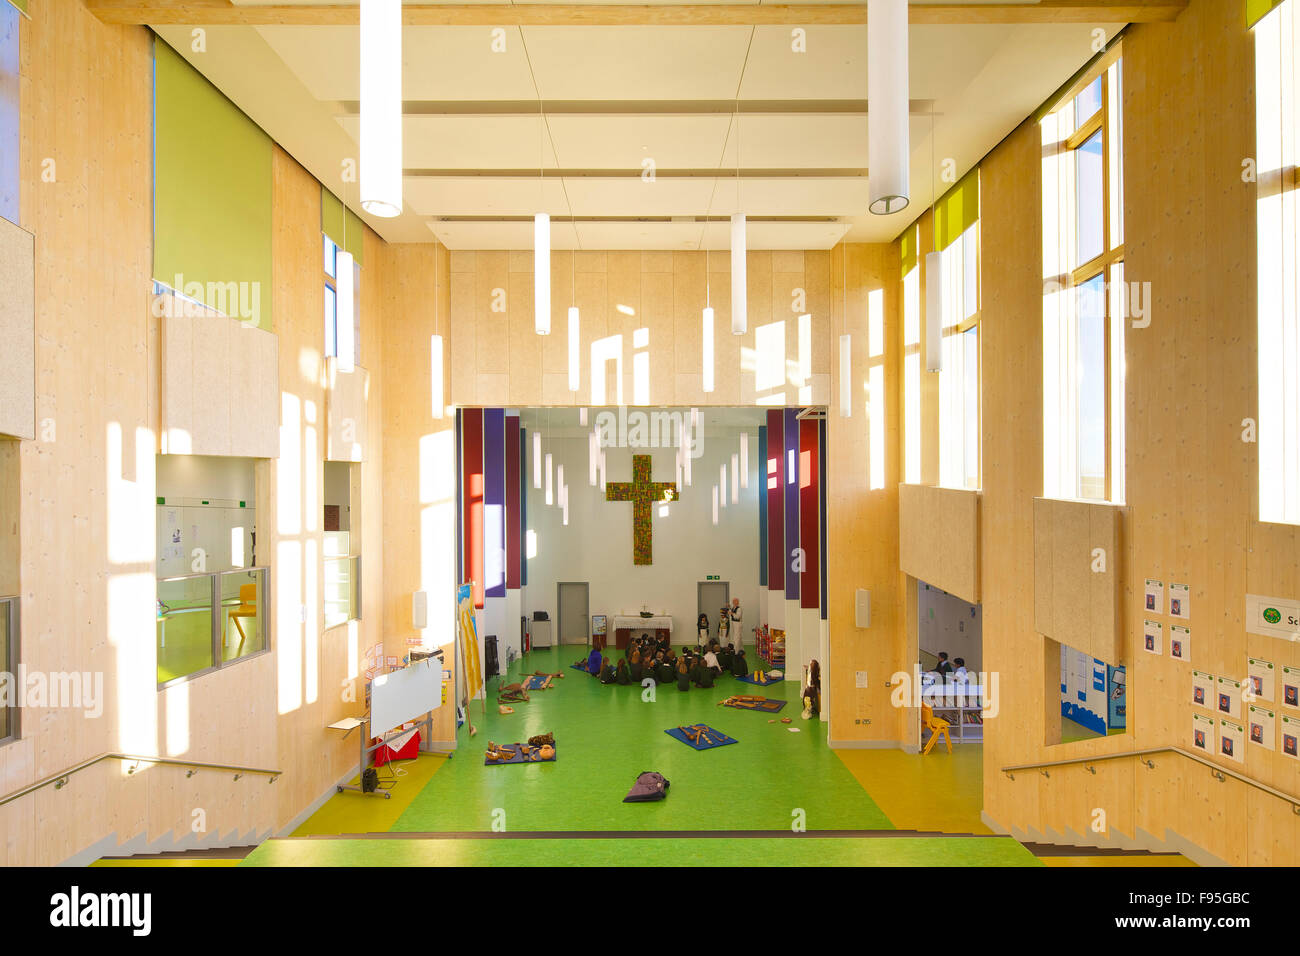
left=599, top=657, right=616, bottom=684
left=629, top=648, right=643, bottom=683
left=615, top=658, right=631, bottom=685
left=575, top=645, right=601, bottom=675
left=703, top=644, right=723, bottom=677
left=730, top=646, right=750, bottom=678
left=655, top=652, right=673, bottom=684
left=676, top=657, right=690, bottom=691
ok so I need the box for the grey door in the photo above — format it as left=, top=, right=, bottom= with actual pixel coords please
left=697, top=581, right=730, bottom=643
left=557, top=582, right=590, bottom=645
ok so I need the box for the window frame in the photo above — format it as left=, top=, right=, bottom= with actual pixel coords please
left=0, top=595, right=18, bottom=745
left=323, top=460, right=362, bottom=630
left=938, top=219, right=982, bottom=491
left=1042, top=47, right=1126, bottom=504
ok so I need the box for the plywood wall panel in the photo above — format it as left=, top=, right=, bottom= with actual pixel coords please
left=0, top=217, right=34, bottom=440
left=898, top=483, right=980, bottom=603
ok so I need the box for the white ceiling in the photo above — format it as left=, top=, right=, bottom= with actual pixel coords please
left=154, top=8, right=1122, bottom=249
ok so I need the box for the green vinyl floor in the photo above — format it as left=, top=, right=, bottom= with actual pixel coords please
left=388, top=645, right=893, bottom=834
left=243, top=836, right=1039, bottom=867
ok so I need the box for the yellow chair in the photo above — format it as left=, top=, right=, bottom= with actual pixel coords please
left=227, top=583, right=258, bottom=658
left=921, top=703, right=952, bottom=755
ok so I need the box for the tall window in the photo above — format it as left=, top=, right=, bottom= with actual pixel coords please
left=939, top=215, right=980, bottom=490
left=0, top=1, right=17, bottom=226
left=903, top=259, right=922, bottom=485
left=1042, top=54, right=1126, bottom=503
left=324, top=233, right=361, bottom=366
left=1255, top=1, right=1300, bottom=524
left=0, top=595, right=16, bottom=743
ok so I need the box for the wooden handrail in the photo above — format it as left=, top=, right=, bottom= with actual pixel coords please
left=1002, top=746, right=1300, bottom=811
left=0, top=753, right=281, bottom=810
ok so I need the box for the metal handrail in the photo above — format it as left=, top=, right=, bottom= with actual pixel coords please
left=0, top=752, right=281, bottom=810
left=1002, top=746, right=1300, bottom=812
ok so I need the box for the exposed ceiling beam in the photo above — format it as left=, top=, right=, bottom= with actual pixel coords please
left=87, top=1, right=1187, bottom=27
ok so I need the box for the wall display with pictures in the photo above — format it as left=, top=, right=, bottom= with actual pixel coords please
left=1218, top=719, right=1244, bottom=763
left=1247, top=657, right=1275, bottom=702
left=1248, top=705, right=1275, bottom=750
left=1216, top=676, right=1242, bottom=719
left=1142, top=619, right=1162, bottom=655
left=1191, top=713, right=1215, bottom=753
left=1282, top=666, right=1300, bottom=710
left=1144, top=578, right=1164, bottom=614
left=592, top=614, right=608, bottom=636
left=1192, top=670, right=1214, bottom=710
left=1169, top=583, right=1191, bottom=620
left=1281, top=714, right=1300, bottom=760
left=1245, top=593, right=1300, bottom=641
left=1169, top=624, right=1190, bottom=662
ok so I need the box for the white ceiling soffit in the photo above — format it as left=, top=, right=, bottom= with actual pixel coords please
left=429, top=218, right=850, bottom=250
left=153, top=17, right=1121, bottom=248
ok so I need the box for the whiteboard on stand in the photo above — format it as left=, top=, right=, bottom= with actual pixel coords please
left=371, top=659, right=442, bottom=736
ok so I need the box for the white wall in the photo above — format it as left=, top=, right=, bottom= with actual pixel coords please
left=917, top=582, right=982, bottom=671
left=523, top=424, right=761, bottom=648
left=156, top=453, right=256, bottom=501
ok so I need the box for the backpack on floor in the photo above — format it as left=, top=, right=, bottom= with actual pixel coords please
left=623, top=771, right=670, bottom=803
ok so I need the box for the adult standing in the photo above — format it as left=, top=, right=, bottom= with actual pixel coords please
left=726, top=598, right=743, bottom=650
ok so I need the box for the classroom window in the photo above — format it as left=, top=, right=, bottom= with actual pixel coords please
left=1255, top=1, right=1300, bottom=524
left=1049, top=638, right=1126, bottom=746
left=938, top=220, right=981, bottom=490
left=0, top=595, right=16, bottom=744
left=1042, top=52, right=1126, bottom=503
left=324, top=460, right=361, bottom=628
left=155, top=455, right=268, bottom=687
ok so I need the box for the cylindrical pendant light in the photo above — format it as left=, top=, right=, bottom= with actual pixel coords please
left=720, top=464, right=727, bottom=508
left=731, top=453, right=739, bottom=504
left=359, top=0, right=402, bottom=217
left=568, top=306, right=580, bottom=391
left=579, top=407, right=587, bottom=426
left=839, top=334, right=852, bottom=418
left=600, top=450, right=607, bottom=493
left=683, top=438, right=692, bottom=487
left=731, top=214, right=747, bottom=335
left=533, top=430, right=542, bottom=489
left=925, top=250, right=943, bottom=372
left=535, top=213, right=551, bottom=335
left=336, top=250, right=355, bottom=372
left=556, top=464, right=564, bottom=504
left=588, top=428, right=598, bottom=486
left=561, top=483, right=569, bottom=526
left=702, top=306, right=715, bottom=393
left=867, top=0, right=910, bottom=216
left=545, top=452, right=554, bottom=505
left=712, top=486, right=719, bottom=526
left=740, top=432, right=749, bottom=489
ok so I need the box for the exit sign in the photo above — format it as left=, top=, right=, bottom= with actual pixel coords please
left=707, top=575, right=719, bottom=580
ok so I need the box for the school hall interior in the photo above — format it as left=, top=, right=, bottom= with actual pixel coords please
left=0, top=0, right=1296, bottom=869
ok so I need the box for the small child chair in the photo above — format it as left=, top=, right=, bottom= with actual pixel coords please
left=921, top=703, right=952, bottom=755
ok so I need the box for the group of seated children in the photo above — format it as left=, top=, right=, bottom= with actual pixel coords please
left=577, top=632, right=751, bottom=690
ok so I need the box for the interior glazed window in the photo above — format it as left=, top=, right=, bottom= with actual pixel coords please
left=938, top=217, right=980, bottom=490
left=1042, top=51, right=1126, bottom=503
left=1255, top=0, right=1300, bottom=524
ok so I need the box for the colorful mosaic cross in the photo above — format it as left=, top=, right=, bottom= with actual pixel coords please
left=605, top=454, right=677, bottom=565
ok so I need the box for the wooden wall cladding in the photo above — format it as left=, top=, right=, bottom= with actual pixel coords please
left=326, top=362, right=369, bottom=462
left=898, top=483, right=981, bottom=603
left=1033, top=496, right=1121, bottom=663
left=160, top=299, right=279, bottom=458
left=0, top=216, right=34, bottom=440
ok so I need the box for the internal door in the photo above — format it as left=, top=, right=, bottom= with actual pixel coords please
left=557, top=581, right=590, bottom=645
